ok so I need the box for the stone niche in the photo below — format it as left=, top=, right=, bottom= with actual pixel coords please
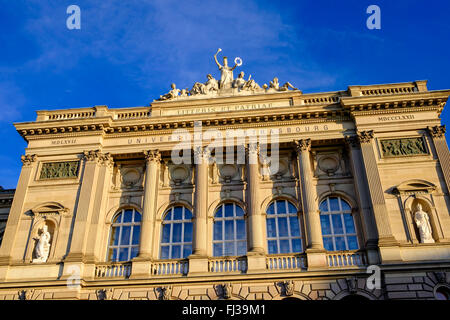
left=312, top=148, right=348, bottom=178
left=160, top=161, right=193, bottom=187
left=213, top=163, right=244, bottom=184
left=260, top=154, right=295, bottom=181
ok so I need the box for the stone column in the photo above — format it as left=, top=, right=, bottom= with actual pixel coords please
left=131, top=150, right=161, bottom=278
left=0, top=155, right=37, bottom=271
left=294, top=139, right=327, bottom=270
left=189, top=146, right=209, bottom=274
left=428, top=125, right=450, bottom=194
left=356, top=130, right=400, bottom=261
left=346, top=136, right=380, bottom=264
left=64, top=150, right=103, bottom=263
left=139, top=150, right=161, bottom=259
left=245, top=143, right=266, bottom=272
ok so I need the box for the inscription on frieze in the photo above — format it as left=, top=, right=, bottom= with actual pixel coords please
left=39, top=161, right=80, bottom=180
left=380, top=137, right=427, bottom=157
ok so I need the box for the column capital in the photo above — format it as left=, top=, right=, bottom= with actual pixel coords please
left=144, top=150, right=161, bottom=163
left=294, top=138, right=311, bottom=152
left=245, top=142, right=260, bottom=155
left=357, top=130, right=374, bottom=144
left=427, top=125, right=446, bottom=139
left=20, top=154, right=37, bottom=166
left=83, top=150, right=101, bottom=162
left=193, top=146, right=211, bottom=164
left=345, top=135, right=361, bottom=149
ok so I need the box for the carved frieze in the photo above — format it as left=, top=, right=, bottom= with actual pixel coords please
left=380, top=137, right=427, bottom=157
left=39, top=161, right=79, bottom=180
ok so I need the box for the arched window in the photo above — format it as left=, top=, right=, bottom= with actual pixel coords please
left=266, top=200, right=303, bottom=254
left=435, top=287, right=450, bottom=300
left=160, top=206, right=193, bottom=259
left=319, top=196, right=358, bottom=251
left=107, top=208, right=141, bottom=262
left=213, top=203, right=246, bottom=256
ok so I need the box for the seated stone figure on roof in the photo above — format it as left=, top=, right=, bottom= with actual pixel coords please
left=158, top=83, right=180, bottom=101
left=269, top=77, right=298, bottom=91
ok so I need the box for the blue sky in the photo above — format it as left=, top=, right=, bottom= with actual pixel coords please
left=1, top=0, right=449, bottom=189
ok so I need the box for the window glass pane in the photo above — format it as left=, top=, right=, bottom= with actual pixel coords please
left=172, top=223, right=182, bottom=242
left=182, top=245, right=192, bottom=258
left=173, top=207, right=182, bottom=220
left=224, top=204, right=234, bottom=217
left=108, top=248, right=117, bottom=261
left=123, top=209, right=133, bottom=223
left=224, top=242, right=234, bottom=256
left=130, top=246, right=139, bottom=260
left=121, top=226, right=131, bottom=245
left=237, top=241, right=247, bottom=256
left=111, top=226, right=120, bottom=246
left=287, top=202, right=297, bottom=214
left=320, top=215, right=332, bottom=235
left=266, top=218, right=277, bottom=238
left=213, top=243, right=223, bottom=256
left=292, top=238, right=302, bottom=253
left=268, top=240, right=278, bottom=254
left=332, top=215, right=344, bottom=234
left=341, top=200, right=351, bottom=211
left=347, top=236, right=358, bottom=250
left=214, top=221, right=223, bottom=240
left=184, top=209, right=192, bottom=220
left=118, top=248, right=129, bottom=261
left=266, top=204, right=275, bottom=215
left=235, top=206, right=244, bottom=217
left=131, top=225, right=140, bottom=245
left=343, top=214, right=356, bottom=233
left=113, top=213, right=123, bottom=224
left=159, top=245, right=169, bottom=259
left=236, top=220, right=246, bottom=240
left=278, top=217, right=288, bottom=237
left=279, top=239, right=290, bottom=253
left=319, top=200, right=328, bottom=212
left=289, top=217, right=300, bottom=237
left=335, top=236, right=346, bottom=250
left=171, top=245, right=181, bottom=259
left=161, top=224, right=171, bottom=243
left=276, top=201, right=286, bottom=214
left=133, top=211, right=141, bottom=222
left=215, top=206, right=223, bottom=218
left=224, top=220, right=234, bottom=240
left=184, top=222, right=193, bottom=242
left=323, top=237, right=334, bottom=251
left=329, top=197, right=339, bottom=211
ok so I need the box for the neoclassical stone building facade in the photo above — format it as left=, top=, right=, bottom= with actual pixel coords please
left=0, top=75, right=450, bottom=300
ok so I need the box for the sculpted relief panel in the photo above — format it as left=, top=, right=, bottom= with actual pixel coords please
left=39, top=161, right=79, bottom=180
left=380, top=137, right=427, bottom=157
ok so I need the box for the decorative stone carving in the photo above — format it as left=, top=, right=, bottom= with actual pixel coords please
left=144, top=150, right=161, bottom=163
left=158, top=286, right=172, bottom=300
left=83, top=150, right=100, bottom=162
left=39, top=161, right=79, bottom=180
left=427, top=125, right=446, bottom=139
left=21, top=154, right=37, bottom=166
left=294, top=139, right=311, bottom=152
left=380, top=138, right=427, bottom=157
left=268, top=77, right=297, bottom=92
left=169, top=165, right=190, bottom=185
left=282, top=280, right=294, bottom=296
left=32, top=223, right=51, bottom=263
left=414, top=203, right=434, bottom=243
left=218, top=164, right=238, bottom=183
left=18, top=289, right=34, bottom=300
left=218, top=283, right=232, bottom=299
left=121, top=168, right=142, bottom=189
left=357, top=130, right=374, bottom=144
left=96, top=288, right=113, bottom=300
left=346, top=277, right=358, bottom=294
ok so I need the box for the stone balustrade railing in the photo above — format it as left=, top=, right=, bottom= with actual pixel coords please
left=266, top=254, right=306, bottom=271
left=326, top=251, right=368, bottom=268
left=150, top=259, right=189, bottom=276
left=208, top=256, right=247, bottom=273
left=95, top=262, right=131, bottom=278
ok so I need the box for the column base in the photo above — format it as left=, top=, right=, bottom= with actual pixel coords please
left=187, top=255, right=209, bottom=275
left=246, top=253, right=266, bottom=273
left=305, top=248, right=327, bottom=270
left=129, top=258, right=152, bottom=279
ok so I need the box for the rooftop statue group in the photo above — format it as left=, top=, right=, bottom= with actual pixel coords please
left=157, top=49, right=298, bottom=101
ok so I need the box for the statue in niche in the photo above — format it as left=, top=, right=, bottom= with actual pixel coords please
left=214, top=48, right=239, bottom=89
left=158, top=83, right=180, bottom=101
left=32, top=223, right=51, bottom=263
left=414, top=203, right=435, bottom=244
